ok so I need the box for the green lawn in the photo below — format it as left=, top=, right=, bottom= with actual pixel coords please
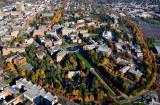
left=76, top=52, right=92, bottom=68
left=143, top=18, right=160, bottom=25
left=121, top=102, right=146, bottom=105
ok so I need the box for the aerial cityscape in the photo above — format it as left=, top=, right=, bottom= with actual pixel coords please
left=0, top=0, right=159, bottom=105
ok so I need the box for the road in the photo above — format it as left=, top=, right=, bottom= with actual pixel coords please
left=89, top=68, right=116, bottom=96
left=130, top=90, right=154, bottom=102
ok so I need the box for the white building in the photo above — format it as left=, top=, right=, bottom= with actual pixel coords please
left=25, top=38, right=34, bottom=45
left=68, top=71, right=80, bottom=78
left=102, top=31, right=112, bottom=39
left=62, top=28, right=76, bottom=36
left=128, top=69, right=143, bottom=77
left=16, top=78, right=58, bottom=105
left=119, top=64, right=134, bottom=74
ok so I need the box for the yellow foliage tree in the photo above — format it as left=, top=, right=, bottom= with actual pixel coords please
left=21, top=69, right=26, bottom=76
left=72, top=90, right=79, bottom=96
left=84, top=96, right=90, bottom=102
left=7, top=62, right=15, bottom=70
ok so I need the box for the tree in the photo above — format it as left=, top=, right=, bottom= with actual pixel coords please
left=134, top=75, right=140, bottom=82
left=132, top=90, right=137, bottom=96
left=140, top=78, right=147, bottom=85
left=7, top=62, right=15, bottom=70
left=91, top=80, right=98, bottom=89
left=67, top=85, right=74, bottom=93
left=55, top=82, right=60, bottom=89
left=146, top=68, right=152, bottom=75
left=39, top=79, right=43, bottom=86
left=84, top=96, right=90, bottom=102
left=79, top=83, right=86, bottom=92
left=122, top=83, right=129, bottom=93
left=89, top=95, right=94, bottom=101
left=31, top=73, right=37, bottom=83
left=21, top=69, right=26, bottom=76
left=72, top=90, right=80, bottom=96
left=73, top=62, right=78, bottom=69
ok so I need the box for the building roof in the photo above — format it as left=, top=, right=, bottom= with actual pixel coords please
left=45, top=92, right=58, bottom=102
left=128, top=69, right=143, bottom=77
left=68, top=71, right=80, bottom=78
left=5, top=86, right=18, bottom=94
left=0, top=77, right=8, bottom=90
left=97, top=45, right=111, bottom=53
left=24, top=89, right=38, bottom=100
left=47, top=45, right=61, bottom=55
left=153, top=43, right=160, bottom=54
left=43, top=13, right=54, bottom=17
left=16, top=78, right=58, bottom=104
left=20, top=63, right=34, bottom=71
left=36, top=52, right=46, bottom=57
left=57, top=49, right=67, bottom=58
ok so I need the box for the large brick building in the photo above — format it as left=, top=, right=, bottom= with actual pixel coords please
left=13, top=56, right=26, bottom=65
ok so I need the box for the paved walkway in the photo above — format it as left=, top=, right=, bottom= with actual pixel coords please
left=89, top=68, right=116, bottom=96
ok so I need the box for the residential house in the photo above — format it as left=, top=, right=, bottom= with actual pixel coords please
left=68, top=34, right=82, bottom=44
left=52, top=24, right=62, bottom=31
left=79, top=30, right=90, bottom=37
left=6, top=55, right=19, bottom=63
left=12, top=25, right=24, bottom=31
left=115, top=43, right=123, bottom=52
left=11, top=31, right=19, bottom=38
left=44, top=39, right=52, bottom=47
left=38, top=25, right=51, bottom=32
left=25, top=38, right=34, bottom=45
left=87, top=22, right=96, bottom=28
left=33, top=30, right=45, bottom=38
left=76, top=19, right=85, bottom=29
left=2, top=47, right=26, bottom=56
left=102, top=31, right=112, bottom=40
left=1, top=35, right=13, bottom=42
left=68, top=71, right=80, bottom=78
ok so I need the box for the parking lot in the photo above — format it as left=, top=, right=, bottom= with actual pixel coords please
left=140, top=22, right=160, bottom=38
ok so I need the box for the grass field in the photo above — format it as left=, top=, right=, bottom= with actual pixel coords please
left=143, top=18, right=160, bottom=25
left=76, top=52, right=92, bottom=68
left=121, top=102, right=146, bottom=105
